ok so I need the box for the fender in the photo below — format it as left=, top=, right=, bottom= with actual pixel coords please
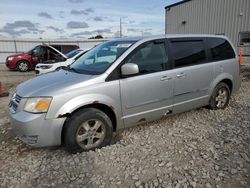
left=56, top=94, right=117, bottom=115
left=48, top=93, right=123, bottom=128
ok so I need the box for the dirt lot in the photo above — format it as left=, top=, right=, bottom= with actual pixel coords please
left=0, top=60, right=250, bottom=188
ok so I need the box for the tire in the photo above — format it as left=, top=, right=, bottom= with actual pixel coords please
left=17, top=60, right=30, bottom=72
left=63, top=108, right=113, bottom=153
left=208, top=82, right=230, bottom=110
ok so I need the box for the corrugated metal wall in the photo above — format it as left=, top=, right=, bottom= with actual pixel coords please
left=165, top=0, right=250, bottom=55
left=0, top=39, right=106, bottom=63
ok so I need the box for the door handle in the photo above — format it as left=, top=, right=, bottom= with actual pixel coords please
left=176, top=73, right=186, bottom=78
left=160, top=76, right=172, bottom=81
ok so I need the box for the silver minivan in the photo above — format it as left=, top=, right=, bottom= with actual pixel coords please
left=8, top=35, right=241, bottom=153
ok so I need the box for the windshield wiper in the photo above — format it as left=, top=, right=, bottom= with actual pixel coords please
left=69, top=67, right=79, bottom=73
left=60, top=66, right=78, bottom=73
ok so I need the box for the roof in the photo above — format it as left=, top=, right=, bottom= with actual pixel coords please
left=165, top=0, right=191, bottom=9
left=110, top=34, right=229, bottom=44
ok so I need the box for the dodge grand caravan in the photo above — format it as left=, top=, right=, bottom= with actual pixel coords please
left=8, top=35, right=241, bottom=153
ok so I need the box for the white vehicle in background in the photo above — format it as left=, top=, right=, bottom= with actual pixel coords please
left=35, top=48, right=89, bottom=75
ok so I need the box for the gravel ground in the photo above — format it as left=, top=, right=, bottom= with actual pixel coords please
left=0, top=63, right=250, bottom=188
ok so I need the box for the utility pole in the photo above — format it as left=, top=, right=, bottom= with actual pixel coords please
left=120, top=17, right=122, bottom=38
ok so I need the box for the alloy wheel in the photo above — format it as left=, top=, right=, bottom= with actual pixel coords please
left=76, top=119, right=106, bottom=150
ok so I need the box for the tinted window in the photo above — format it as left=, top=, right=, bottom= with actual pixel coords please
left=171, top=40, right=206, bottom=68
left=207, top=38, right=235, bottom=61
left=126, top=41, right=168, bottom=74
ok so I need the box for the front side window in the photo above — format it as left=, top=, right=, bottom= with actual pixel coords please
left=171, top=40, right=206, bottom=68
left=71, top=40, right=136, bottom=75
left=125, top=41, right=168, bottom=74
left=207, top=38, right=235, bottom=61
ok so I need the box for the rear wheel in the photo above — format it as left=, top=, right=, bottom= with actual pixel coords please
left=208, top=82, right=230, bottom=110
left=63, top=108, right=113, bottom=153
left=17, top=60, right=30, bottom=72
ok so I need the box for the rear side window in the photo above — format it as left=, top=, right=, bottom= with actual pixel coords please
left=207, top=38, right=235, bottom=61
left=171, top=40, right=206, bottom=68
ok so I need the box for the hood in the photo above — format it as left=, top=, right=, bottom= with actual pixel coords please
left=46, top=45, right=68, bottom=59
left=8, top=53, right=27, bottom=58
left=16, top=70, right=97, bottom=97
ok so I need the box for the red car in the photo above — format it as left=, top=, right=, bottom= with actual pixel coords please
left=5, top=44, right=79, bottom=72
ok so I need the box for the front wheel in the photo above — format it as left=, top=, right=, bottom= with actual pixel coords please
left=63, top=108, right=113, bottom=153
left=208, top=82, right=230, bottom=110
left=17, top=60, right=30, bottom=72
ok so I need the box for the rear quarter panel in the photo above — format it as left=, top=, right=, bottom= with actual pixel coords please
left=209, top=58, right=240, bottom=97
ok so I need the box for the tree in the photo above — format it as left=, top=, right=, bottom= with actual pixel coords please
left=88, top=35, right=104, bottom=39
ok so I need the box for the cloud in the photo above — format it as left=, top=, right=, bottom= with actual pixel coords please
left=46, top=26, right=65, bottom=33
left=38, top=12, right=53, bottom=19
left=127, top=28, right=138, bottom=32
left=93, top=29, right=112, bottom=34
left=70, top=29, right=112, bottom=37
left=143, top=32, right=152, bottom=36
left=94, top=17, right=103, bottom=21
left=67, top=21, right=89, bottom=29
left=113, top=31, right=120, bottom=38
left=0, top=20, right=44, bottom=37
left=70, top=8, right=94, bottom=15
left=70, top=31, right=92, bottom=37
left=68, top=0, right=84, bottom=3
left=59, top=11, right=65, bottom=18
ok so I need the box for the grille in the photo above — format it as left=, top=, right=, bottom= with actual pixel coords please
left=14, top=94, right=22, bottom=103
left=9, top=93, right=22, bottom=113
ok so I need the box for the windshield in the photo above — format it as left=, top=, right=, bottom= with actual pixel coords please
left=70, top=40, right=135, bottom=75
left=66, top=49, right=83, bottom=58
left=27, top=45, right=40, bottom=54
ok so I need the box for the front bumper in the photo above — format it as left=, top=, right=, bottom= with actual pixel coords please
left=5, top=60, right=16, bottom=70
left=35, top=70, right=40, bottom=75
left=9, top=111, right=66, bottom=147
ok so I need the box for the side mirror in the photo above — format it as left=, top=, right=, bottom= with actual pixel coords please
left=121, top=63, right=139, bottom=76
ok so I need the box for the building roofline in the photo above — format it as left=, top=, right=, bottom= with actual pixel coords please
left=165, top=0, right=191, bottom=9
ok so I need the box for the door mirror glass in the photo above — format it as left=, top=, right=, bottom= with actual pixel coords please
left=121, top=63, right=139, bottom=76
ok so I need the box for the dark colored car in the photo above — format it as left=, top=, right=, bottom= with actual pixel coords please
left=5, top=44, right=79, bottom=72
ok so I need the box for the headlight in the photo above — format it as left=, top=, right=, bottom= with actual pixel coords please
left=24, top=97, right=52, bottom=113
left=8, top=57, right=14, bottom=61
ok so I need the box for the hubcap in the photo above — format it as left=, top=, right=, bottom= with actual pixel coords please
left=19, top=62, right=28, bottom=71
left=215, top=88, right=228, bottom=108
left=76, top=119, right=105, bottom=149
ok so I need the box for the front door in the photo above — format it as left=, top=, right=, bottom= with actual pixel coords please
left=119, top=39, right=175, bottom=127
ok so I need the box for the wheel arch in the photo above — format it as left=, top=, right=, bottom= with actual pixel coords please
left=220, top=79, right=233, bottom=93
left=209, top=73, right=233, bottom=97
left=61, top=103, right=117, bottom=145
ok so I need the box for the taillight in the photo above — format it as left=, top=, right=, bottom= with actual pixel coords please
left=239, top=46, right=243, bottom=75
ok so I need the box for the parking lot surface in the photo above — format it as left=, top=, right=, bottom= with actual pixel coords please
left=0, top=63, right=249, bottom=188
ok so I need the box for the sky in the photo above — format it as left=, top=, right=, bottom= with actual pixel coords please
left=0, top=0, right=181, bottom=39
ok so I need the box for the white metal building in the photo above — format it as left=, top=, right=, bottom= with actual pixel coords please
left=165, top=0, right=250, bottom=55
